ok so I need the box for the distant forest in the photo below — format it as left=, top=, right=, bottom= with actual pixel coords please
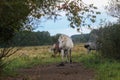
left=1, top=29, right=98, bottom=47
left=72, top=29, right=99, bottom=44
left=10, top=31, right=61, bottom=46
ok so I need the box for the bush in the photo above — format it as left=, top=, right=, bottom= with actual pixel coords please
left=98, top=24, right=120, bottom=60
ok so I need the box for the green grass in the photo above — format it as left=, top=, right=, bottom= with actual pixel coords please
left=74, top=52, right=120, bottom=80
left=2, top=51, right=120, bottom=80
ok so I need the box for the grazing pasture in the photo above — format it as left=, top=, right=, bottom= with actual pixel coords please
left=0, top=44, right=120, bottom=80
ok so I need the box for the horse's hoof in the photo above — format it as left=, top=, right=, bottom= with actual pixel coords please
left=57, top=62, right=65, bottom=67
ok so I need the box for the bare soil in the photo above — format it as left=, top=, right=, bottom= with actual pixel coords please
left=1, top=62, right=95, bottom=80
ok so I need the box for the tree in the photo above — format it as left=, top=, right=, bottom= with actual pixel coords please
left=106, top=0, right=120, bottom=21
left=71, top=34, right=90, bottom=43
left=97, top=24, right=120, bottom=60
left=51, top=34, right=61, bottom=44
left=89, top=29, right=99, bottom=42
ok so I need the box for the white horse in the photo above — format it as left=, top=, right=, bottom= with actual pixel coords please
left=58, top=34, right=74, bottom=65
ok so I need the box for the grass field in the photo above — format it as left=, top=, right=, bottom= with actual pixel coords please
left=1, top=44, right=120, bottom=80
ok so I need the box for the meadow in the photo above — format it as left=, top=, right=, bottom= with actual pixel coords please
left=1, top=44, right=120, bottom=80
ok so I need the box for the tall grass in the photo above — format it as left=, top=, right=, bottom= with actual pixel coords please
left=75, top=53, right=120, bottom=80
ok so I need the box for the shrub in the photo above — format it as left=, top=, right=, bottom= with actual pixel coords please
left=98, top=24, right=120, bottom=60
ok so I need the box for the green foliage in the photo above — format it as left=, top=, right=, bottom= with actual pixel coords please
left=0, top=0, right=57, bottom=43
left=0, top=31, right=62, bottom=47
left=51, top=34, right=61, bottom=43
left=71, top=34, right=90, bottom=43
left=0, top=0, right=31, bottom=43
left=98, top=24, right=120, bottom=60
left=89, top=29, right=99, bottom=42
left=11, top=31, right=53, bottom=46
left=64, top=1, right=100, bottom=29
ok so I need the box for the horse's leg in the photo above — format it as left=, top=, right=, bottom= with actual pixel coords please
left=65, top=50, right=69, bottom=63
left=87, top=49, right=89, bottom=53
left=69, top=49, right=72, bottom=63
left=87, top=47, right=91, bottom=54
left=58, top=49, right=65, bottom=66
left=61, top=49, right=65, bottom=63
left=58, top=49, right=61, bottom=56
left=59, top=52, right=60, bottom=56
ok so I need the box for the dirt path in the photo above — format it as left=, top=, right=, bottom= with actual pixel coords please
left=1, top=62, right=95, bottom=80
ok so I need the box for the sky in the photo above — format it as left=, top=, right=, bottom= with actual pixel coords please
left=34, top=0, right=118, bottom=36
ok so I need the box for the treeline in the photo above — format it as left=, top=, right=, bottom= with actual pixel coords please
left=6, top=30, right=97, bottom=47
left=71, top=34, right=90, bottom=43
left=71, top=29, right=99, bottom=44
left=9, top=31, right=61, bottom=47
left=0, top=28, right=106, bottom=47
left=0, top=31, right=93, bottom=47
left=0, top=31, right=60, bottom=47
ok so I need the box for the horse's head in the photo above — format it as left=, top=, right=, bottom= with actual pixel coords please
left=58, top=35, right=67, bottom=48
